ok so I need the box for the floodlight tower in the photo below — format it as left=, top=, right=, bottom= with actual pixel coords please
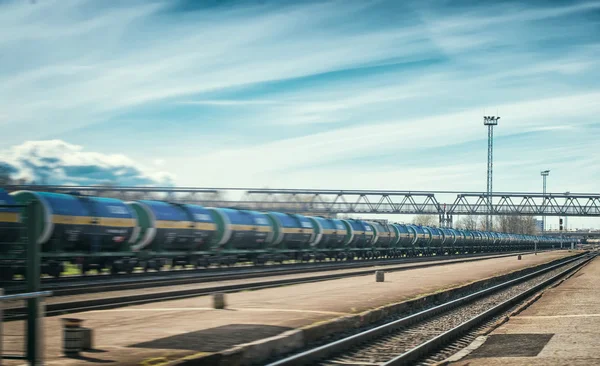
left=484, top=115, right=500, bottom=231
left=541, top=170, right=550, bottom=232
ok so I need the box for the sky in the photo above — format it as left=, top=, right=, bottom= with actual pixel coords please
left=0, top=0, right=599, bottom=228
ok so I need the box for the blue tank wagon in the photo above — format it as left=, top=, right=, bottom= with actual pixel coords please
left=366, top=220, right=398, bottom=258
left=10, top=191, right=138, bottom=276
left=384, top=223, right=402, bottom=258
left=408, top=225, right=430, bottom=255
left=440, top=228, right=458, bottom=254
left=265, top=212, right=314, bottom=262
left=0, top=189, right=20, bottom=244
left=470, top=231, right=483, bottom=253
left=392, top=224, right=417, bottom=256
left=307, top=217, right=351, bottom=260
left=427, top=227, right=444, bottom=255
left=0, top=189, right=23, bottom=280
left=206, top=208, right=275, bottom=265
left=342, top=219, right=375, bottom=258
left=126, top=201, right=223, bottom=271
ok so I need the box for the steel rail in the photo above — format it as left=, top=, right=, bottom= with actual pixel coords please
left=385, top=253, right=595, bottom=365
left=0, top=291, right=52, bottom=302
left=266, top=252, right=590, bottom=366
left=3, top=251, right=537, bottom=296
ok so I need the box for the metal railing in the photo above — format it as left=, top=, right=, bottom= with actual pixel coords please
left=0, top=290, right=52, bottom=365
left=0, top=201, right=45, bottom=365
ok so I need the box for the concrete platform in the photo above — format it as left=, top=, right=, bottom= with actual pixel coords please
left=451, top=253, right=600, bottom=366
left=1, top=251, right=577, bottom=366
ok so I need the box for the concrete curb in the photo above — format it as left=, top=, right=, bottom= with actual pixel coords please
left=166, top=252, right=583, bottom=366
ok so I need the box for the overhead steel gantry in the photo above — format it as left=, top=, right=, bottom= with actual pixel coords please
left=3, top=185, right=600, bottom=226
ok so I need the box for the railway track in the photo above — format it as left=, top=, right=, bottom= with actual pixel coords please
left=1, top=251, right=558, bottom=321
left=3, top=251, right=538, bottom=296
left=267, top=251, right=593, bottom=366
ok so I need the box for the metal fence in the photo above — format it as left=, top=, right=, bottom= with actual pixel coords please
left=0, top=202, right=48, bottom=365
left=0, top=290, right=51, bottom=365
left=1, top=204, right=27, bottom=292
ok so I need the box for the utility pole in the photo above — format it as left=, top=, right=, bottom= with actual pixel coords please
left=484, top=116, right=500, bottom=231
left=541, top=170, right=550, bottom=232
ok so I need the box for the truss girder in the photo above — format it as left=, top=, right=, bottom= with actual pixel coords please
left=2, top=185, right=600, bottom=216
left=449, top=194, right=600, bottom=217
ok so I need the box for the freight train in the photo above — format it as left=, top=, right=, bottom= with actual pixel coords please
left=0, top=189, right=568, bottom=279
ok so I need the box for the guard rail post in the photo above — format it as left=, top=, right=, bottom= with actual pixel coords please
left=26, top=201, right=41, bottom=364
left=0, top=288, right=3, bottom=366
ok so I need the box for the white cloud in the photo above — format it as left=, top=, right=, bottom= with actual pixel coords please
left=0, top=140, right=174, bottom=185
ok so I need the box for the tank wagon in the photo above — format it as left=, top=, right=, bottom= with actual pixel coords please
left=0, top=190, right=567, bottom=279
left=0, top=189, right=22, bottom=278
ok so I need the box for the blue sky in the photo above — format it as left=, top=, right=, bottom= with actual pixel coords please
left=0, top=0, right=599, bottom=228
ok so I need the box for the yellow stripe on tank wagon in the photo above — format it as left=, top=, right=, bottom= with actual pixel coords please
left=282, top=228, right=314, bottom=234
left=230, top=224, right=252, bottom=231
left=322, top=229, right=347, bottom=235
left=98, top=217, right=136, bottom=227
left=0, top=212, right=20, bottom=223
left=52, top=215, right=135, bottom=227
left=52, top=215, right=91, bottom=225
left=155, top=220, right=193, bottom=229
left=230, top=224, right=272, bottom=232
left=195, top=222, right=217, bottom=231
left=53, top=215, right=135, bottom=226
